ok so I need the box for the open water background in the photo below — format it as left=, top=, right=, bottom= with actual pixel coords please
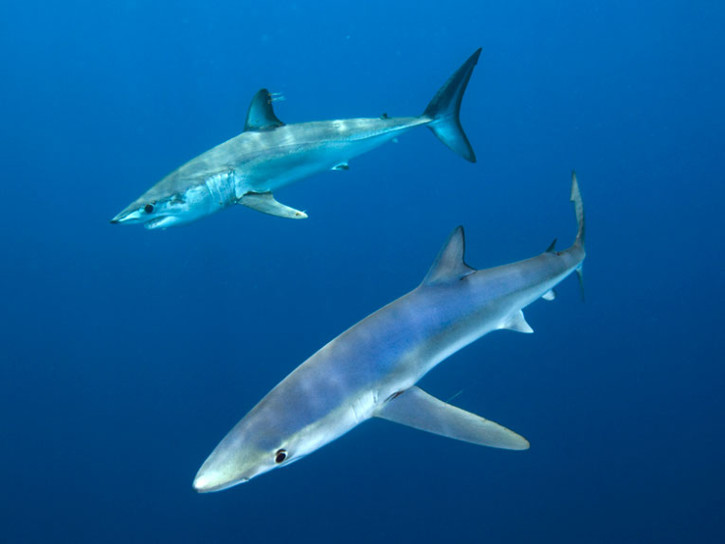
left=1, top=1, right=723, bottom=542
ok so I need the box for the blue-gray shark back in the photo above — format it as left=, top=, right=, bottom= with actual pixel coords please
left=193, top=173, right=586, bottom=492
left=111, top=48, right=482, bottom=229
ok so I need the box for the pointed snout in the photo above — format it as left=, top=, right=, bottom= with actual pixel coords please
left=110, top=206, right=139, bottom=225
left=192, top=472, right=219, bottom=493
left=110, top=203, right=165, bottom=227
left=193, top=470, right=247, bottom=493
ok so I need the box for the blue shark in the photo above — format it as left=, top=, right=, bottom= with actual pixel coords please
left=193, top=173, right=586, bottom=492
left=111, top=49, right=481, bottom=229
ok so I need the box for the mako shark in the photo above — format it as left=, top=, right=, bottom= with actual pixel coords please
left=110, top=49, right=481, bottom=229
left=193, top=173, right=586, bottom=492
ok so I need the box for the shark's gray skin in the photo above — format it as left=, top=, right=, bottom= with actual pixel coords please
left=193, top=173, right=586, bottom=492
left=111, top=49, right=482, bottom=229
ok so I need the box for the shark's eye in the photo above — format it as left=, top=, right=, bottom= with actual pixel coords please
left=274, top=449, right=287, bottom=464
left=144, top=204, right=154, bottom=214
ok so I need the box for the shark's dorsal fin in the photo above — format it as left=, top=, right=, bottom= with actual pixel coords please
left=244, top=89, right=284, bottom=131
left=423, top=226, right=476, bottom=285
left=374, top=386, right=529, bottom=450
left=545, top=238, right=557, bottom=253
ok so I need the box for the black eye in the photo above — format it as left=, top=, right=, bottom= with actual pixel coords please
left=274, top=449, right=287, bottom=464
left=144, top=204, right=154, bottom=213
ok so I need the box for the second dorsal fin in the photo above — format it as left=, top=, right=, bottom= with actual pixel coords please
left=422, top=226, right=476, bottom=285
left=244, top=89, right=284, bottom=131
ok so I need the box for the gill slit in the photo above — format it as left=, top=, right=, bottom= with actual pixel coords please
left=206, top=170, right=236, bottom=208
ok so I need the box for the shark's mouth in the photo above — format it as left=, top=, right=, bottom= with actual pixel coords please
left=144, top=216, right=178, bottom=230
left=144, top=213, right=196, bottom=229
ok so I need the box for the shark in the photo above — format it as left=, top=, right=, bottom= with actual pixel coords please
left=193, top=173, right=586, bottom=492
left=111, top=49, right=482, bottom=229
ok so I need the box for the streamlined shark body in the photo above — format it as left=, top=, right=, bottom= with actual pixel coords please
left=111, top=49, right=481, bottom=229
left=193, top=174, right=586, bottom=492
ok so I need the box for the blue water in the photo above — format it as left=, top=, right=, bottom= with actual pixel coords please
left=2, top=1, right=723, bottom=542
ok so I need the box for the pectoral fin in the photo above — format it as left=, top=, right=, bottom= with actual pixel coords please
left=374, top=386, right=529, bottom=450
left=239, top=192, right=308, bottom=219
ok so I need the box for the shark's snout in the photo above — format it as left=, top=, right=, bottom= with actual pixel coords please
left=192, top=473, right=216, bottom=493
left=193, top=470, right=248, bottom=493
left=110, top=205, right=179, bottom=229
left=110, top=206, right=143, bottom=225
left=109, top=212, right=125, bottom=225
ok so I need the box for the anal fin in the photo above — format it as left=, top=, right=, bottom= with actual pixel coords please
left=542, top=289, right=556, bottom=301
left=238, top=192, right=308, bottom=219
left=374, top=386, right=529, bottom=450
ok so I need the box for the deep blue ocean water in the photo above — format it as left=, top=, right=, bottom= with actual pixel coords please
left=1, top=1, right=723, bottom=542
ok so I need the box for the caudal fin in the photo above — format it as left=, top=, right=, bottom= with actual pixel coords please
left=570, top=171, right=586, bottom=299
left=422, top=48, right=482, bottom=163
left=570, top=171, right=585, bottom=249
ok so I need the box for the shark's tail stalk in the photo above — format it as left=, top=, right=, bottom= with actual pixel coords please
left=570, top=171, right=586, bottom=299
left=422, top=48, right=482, bottom=163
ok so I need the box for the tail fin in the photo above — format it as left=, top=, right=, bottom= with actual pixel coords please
left=423, top=48, right=482, bottom=163
left=570, top=171, right=585, bottom=249
left=570, top=171, right=586, bottom=300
